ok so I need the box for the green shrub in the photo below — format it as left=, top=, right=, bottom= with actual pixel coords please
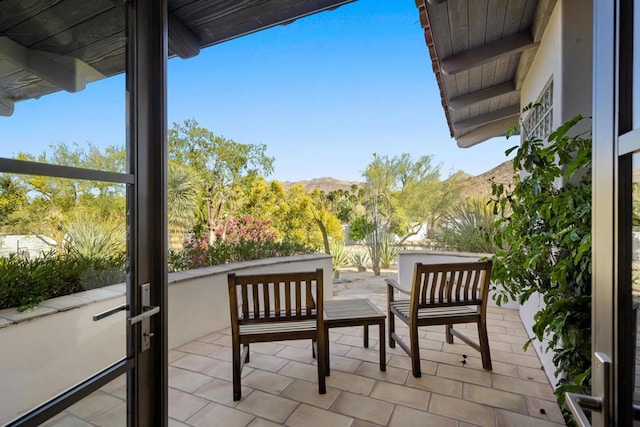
left=168, top=238, right=316, bottom=272
left=350, top=250, right=370, bottom=268
left=436, top=199, right=498, bottom=253
left=330, top=241, right=350, bottom=271
left=0, top=250, right=125, bottom=311
left=379, top=236, right=397, bottom=268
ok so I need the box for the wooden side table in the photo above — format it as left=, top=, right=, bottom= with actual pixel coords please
left=323, top=298, right=386, bottom=375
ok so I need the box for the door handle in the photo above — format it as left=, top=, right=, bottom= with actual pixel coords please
left=564, top=352, right=611, bottom=427
left=128, top=305, right=160, bottom=325
left=93, top=304, right=128, bottom=321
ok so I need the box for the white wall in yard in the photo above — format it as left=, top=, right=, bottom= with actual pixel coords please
left=0, top=254, right=332, bottom=425
left=518, top=0, right=593, bottom=388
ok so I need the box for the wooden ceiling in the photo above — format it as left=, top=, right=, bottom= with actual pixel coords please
left=0, top=0, right=355, bottom=116
left=417, top=0, right=556, bottom=147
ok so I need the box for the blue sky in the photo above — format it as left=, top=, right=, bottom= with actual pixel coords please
left=1, top=0, right=515, bottom=182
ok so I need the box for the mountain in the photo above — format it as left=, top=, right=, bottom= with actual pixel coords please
left=278, top=160, right=515, bottom=198
left=459, top=160, right=514, bottom=199
left=281, top=177, right=364, bottom=193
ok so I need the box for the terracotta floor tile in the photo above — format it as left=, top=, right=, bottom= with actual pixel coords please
left=525, top=396, right=566, bottom=424
left=244, top=352, right=289, bottom=372
left=356, top=361, right=409, bottom=384
left=193, top=378, right=248, bottom=406
left=241, top=369, right=294, bottom=395
left=168, top=388, right=209, bottom=422
left=186, top=402, right=254, bottom=427
left=281, top=379, right=340, bottom=409
left=428, top=394, right=495, bottom=426
left=178, top=340, right=223, bottom=356
left=171, top=354, right=218, bottom=372
left=66, top=391, right=122, bottom=422
left=279, top=360, right=322, bottom=382
left=463, top=383, right=527, bottom=413
left=332, top=391, right=395, bottom=425
left=388, top=405, right=458, bottom=427
left=495, top=409, right=565, bottom=427
left=371, top=381, right=430, bottom=410
left=436, top=363, right=492, bottom=387
left=326, top=370, right=376, bottom=395
left=201, top=359, right=253, bottom=381
left=169, top=366, right=213, bottom=393
left=286, top=403, right=354, bottom=427
left=406, top=374, right=463, bottom=399
left=236, top=390, right=299, bottom=423
left=492, top=374, right=556, bottom=400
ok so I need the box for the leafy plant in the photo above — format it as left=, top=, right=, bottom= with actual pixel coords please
left=0, top=250, right=125, bottom=311
left=63, top=213, right=125, bottom=261
left=330, top=241, right=351, bottom=272
left=437, top=199, right=498, bottom=253
left=379, top=235, right=398, bottom=268
left=167, top=238, right=316, bottom=272
left=350, top=250, right=370, bottom=269
left=489, top=113, right=592, bottom=410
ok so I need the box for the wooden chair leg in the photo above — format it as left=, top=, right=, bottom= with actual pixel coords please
left=232, top=339, right=242, bottom=401
left=244, top=343, right=250, bottom=363
left=478, top=320, right=492, bottom=371
left=312, top=339, right=316, bottom=359
left=445, top=324, right=454, bottom=344
left=317, top=332, right=327, bottom=394
left=388, top=311, right=396, bottom=348
left=325, top=326, right=331, bottom=375
left=409, top=323, right=421, bottom=378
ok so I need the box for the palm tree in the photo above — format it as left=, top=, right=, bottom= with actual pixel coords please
left=168, top=162, right=200, bottom=250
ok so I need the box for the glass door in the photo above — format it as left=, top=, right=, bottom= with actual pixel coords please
left=0, top=0, right=168, bottom=425
left=571, top=0, right=640, bottom=425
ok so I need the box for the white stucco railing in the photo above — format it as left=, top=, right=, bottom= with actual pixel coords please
left=0, top=254, right=332, bottom=425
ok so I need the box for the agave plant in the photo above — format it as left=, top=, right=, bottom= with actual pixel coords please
left=379, top=235, right=397, bottom=269
left=330, top=240, right=351, bottom=277
left=350, top=250, right=370, bottom=271
left=63, top=212, right=125, bottom=261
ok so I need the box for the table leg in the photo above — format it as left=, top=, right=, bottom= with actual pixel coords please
left=379, top=320, right=386, bottom=371
left=363, top=325, right=369, bottom=348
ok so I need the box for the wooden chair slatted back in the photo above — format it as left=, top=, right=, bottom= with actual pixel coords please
left=410, top=261, right=492, bottom=311
left=228, top=269, right=324, bottom=325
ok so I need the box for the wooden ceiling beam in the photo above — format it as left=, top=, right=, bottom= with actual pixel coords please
left=440, top=31, right=538, bottom=76
left=0, top=36, right=86, bottom=92
left=453, top=104, right=520, bottom=132
left=168, top=14, right=200, bottom=59
left=426, top=0, right=447, bottom=4
left=448, top=81, right=518, bottom=111
left=456, top=116, right=520, bottom=148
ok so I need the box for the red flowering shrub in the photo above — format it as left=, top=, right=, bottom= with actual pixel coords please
left=215, top=216, right=278, bottom=244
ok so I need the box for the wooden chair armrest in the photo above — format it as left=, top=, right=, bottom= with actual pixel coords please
left=385, top=278, right=410, bottom=295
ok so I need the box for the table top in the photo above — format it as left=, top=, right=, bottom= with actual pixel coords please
left=323, top=298, right=386, bottom=322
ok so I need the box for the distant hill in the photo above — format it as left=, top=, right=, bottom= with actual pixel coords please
left=459, top=160, right=515, bottom=199
left=281, top=177, right=364, bottom=193
left=278, top=160, right=515, bottom=198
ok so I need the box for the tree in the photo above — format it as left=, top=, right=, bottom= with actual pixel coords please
left=0, top=175, right=28, bottom=232
left=168, top=119, right=274, bottom=242
left=168, top=162, right=200, bottom=250
left=361, top=153, right=443, bottom=273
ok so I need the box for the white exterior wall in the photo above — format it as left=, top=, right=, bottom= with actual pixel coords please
left=518, top=0, right=593, bottom=386
left=0, top=254, right=332, bottom=425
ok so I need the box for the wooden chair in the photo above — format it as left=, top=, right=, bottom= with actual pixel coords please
left=386, top=261, right=493, bottom=378
left=228, top=269, right=326, bottom=400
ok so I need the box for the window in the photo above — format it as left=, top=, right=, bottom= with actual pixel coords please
left=522, top=80, right=553, bottom=141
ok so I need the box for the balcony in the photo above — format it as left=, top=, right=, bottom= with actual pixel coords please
left=28, top=257, right=566, bottom=427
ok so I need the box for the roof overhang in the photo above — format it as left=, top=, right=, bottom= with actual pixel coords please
left=416, top=0, right=557, bottom=147
left=0, top=0, right=355, bottom=116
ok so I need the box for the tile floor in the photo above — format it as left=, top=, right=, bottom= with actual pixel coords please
left=42, top=293, right=567, bottom=427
